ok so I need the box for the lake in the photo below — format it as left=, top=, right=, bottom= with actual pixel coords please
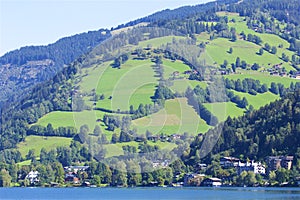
left=0, top=187, right=300, bottom=200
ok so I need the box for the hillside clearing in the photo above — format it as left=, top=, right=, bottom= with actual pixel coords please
left=17, top=136, right=72, bottom=157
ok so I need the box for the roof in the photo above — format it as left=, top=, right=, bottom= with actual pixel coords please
left=207, top=178, right=221, bottom=182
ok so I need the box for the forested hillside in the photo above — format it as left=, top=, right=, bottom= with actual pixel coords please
left=185, top=90, right=300, bottom=165
left=0, top=0, right=299, bottom=187
left=0, top=29, right=111, bottom=106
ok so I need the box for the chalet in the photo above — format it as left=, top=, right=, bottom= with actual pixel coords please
left=65, top=172, right=80, bottom=184
left=266, top=156, right=294, bottom=171
left=26, top=171, right=39, bottom=184
left=220, top=156, right=240, bottom=168
left=201, top=178, right=222, bottom=187
left=237, top=161, right=266, bottom=175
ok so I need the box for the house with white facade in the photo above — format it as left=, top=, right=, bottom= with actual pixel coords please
left=237, top=161, right=266, bottom=175
left=26, top=171, right=39, bottom=184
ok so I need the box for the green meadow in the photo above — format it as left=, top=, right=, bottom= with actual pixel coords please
left=170, top=79, right=207, bottom=93
left=133, top=98, right=211, bottom=135
left=226, top=70, right=300, bottom=87
left=203, top=101, right=245, bottom=121
left=17, top=136, right=72, bottom=157
left=35, top=110, right=102, bottom=130
left=88, top=59, right=158, bottom=111
left=35, top=110, right=128, bottom=138
left=205, top=38, right=295, bottom=71
left=212, top=11, right=297, bottom=71
left=232, top=91, right=280, bottom=109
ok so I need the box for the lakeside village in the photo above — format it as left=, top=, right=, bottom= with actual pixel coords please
left=22, top=155, right=298, bottom=188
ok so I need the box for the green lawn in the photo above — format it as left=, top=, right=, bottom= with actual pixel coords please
left=133, top=98, right=211, bottom=135
left=79, top=62, right=111, bottom=93
left=35, top=110, right=127, bottom=138
left=226, top=71, right=300, bottom=87
left=215, top=11, right=296, bottom=71
left=232, top=91, right=280, bottom=109
left=35, top=110, right=100, bottom=129
left=203, top=102, right=245, bottom=121
left=91, top=59, right=158, bottom=111
left=205, top=38, right=295, bottom=71
left=170, top=79, right=207, bottom=93
left=129, top=83, right=156, bottom=109
left=163, top=59, right=191, bottom=74
left=35, top=111, right=77, bottom=128
left=17, top=136, right=72, bottom=157
left=17, top=160, right=32, bottom=166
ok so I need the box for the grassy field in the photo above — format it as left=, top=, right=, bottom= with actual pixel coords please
left=226, top=70, right=300, bottom=87
left=35, top=110, right=127, bottom=138
left=87, top=59, right=158, bottom=111
left=17, top=136, right=72, bottom=157
left=17, top=160, right=32, bottom=166
left=170, top=79, right=208, bottom=93
left=205, top=38, right=295, bottom=71
left=211, top=12, right=297, bottom=71
left=129, top=83, right=156, bottom=109
left=203, top=102, right=245, bottom=121
left=232, top=91, right=280, bottom=109
left=163, top=60, right=190, bottom=74
left=35, top=111, right=76, bottom=128
left=133, top=98, right=211, bottom=135
left=35, top=110, right=103, bottom=130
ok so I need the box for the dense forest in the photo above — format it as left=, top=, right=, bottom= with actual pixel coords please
left=185, top=90, right=300, bottom=164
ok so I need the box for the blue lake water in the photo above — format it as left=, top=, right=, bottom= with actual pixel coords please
left=0, top=187, right=300, bottom=200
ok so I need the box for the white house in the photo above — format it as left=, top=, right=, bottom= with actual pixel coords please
left=237, top=161, right=266, bottom=175
left=201, top=178, right=222, bottom=187
left=26, top=171, right=39, bottom=184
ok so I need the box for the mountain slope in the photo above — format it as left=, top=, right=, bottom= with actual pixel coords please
left=0, top=0, right=299, bottom=165
left=186, top=90, right=300, bottom=165
left=0, top=29, right=111, bottom=106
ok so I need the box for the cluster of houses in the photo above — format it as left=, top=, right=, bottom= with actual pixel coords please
left=184, top=155, right=294, bottom=187
left=64, top=166, right=90, bottom=186
left=220, top=157, right=266, bottom=175
left=263, top=63, right=300, bottom=79
left=220, top=155, right=293, bottom=174
left=23, top=155, right=294, bottom=187
left=291, top=71, right=300, bottom=79
left=266, top=63, right=288, bottom=77
left=23, top=166, right=91, bottom=186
